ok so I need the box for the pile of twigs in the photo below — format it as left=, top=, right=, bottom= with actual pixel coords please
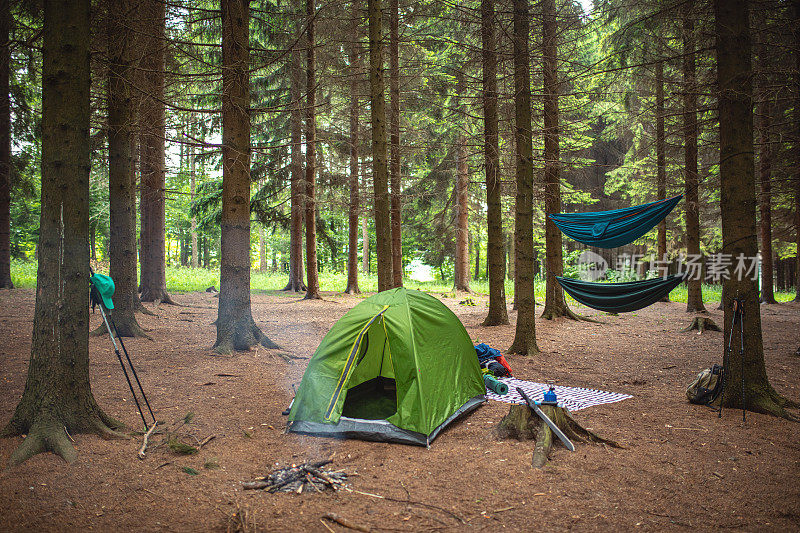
left=242, top=459, right=346, bottom=494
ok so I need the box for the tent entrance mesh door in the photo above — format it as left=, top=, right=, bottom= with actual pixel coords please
left=341, top=377, right=397, bottom=420
left=340, top=317, right=397, bottom=421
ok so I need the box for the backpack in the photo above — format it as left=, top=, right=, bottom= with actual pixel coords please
left=686, top=364, right=725, bottom=405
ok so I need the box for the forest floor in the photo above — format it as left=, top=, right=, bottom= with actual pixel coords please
left=0, top=288, right=799, bottom=532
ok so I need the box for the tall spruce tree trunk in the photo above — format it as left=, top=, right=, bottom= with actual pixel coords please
left=481, top=0, right=508, bottom=325
left=715, top=0, right=793, bottom=417
left=0, top=0, right=12, bottom=289
left=259, top=224, right=267, bottom=272
left=540, top=0, right=576, bottom=320
left=214, top=0, right=278, bottom=354
left=454, top=72, right=470, bottom=292
left=368, top=0, right=393, bottom=292
left=283, top=42, right=306, bottom=292
left=794, top=0, right=800, bottom=301
left=362, top=200, right=369, bottom=274
left=656, top=56, right=669, bottom=301
left=474, top=233, right=481, bottom=281
left=345, top=0, right=361, bottom=295
left=139, top=0, right=175, bottom=304
left=190, top=122, right=199, bottom=268
left=107, top=0, right=147, bottom=337
left=303, top=0, right=321, bottom=300
left=757, top=96, right=776, bottom=303
left=454, top=129, right=471, bottom=292
left=2, top=0, right=123, bottom=465
left=389, top=0, right=402, bottom=287
left=508, top=0, right=539, bottom=355
left=683, top=10, right=705, bottom=313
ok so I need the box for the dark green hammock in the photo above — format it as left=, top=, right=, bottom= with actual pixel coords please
left=548, top=195, right=682, bottom=249
left=556, top=274, right=685, bottom=313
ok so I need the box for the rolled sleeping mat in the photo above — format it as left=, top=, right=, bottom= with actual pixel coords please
left=483, top=374, right=508, bottom=395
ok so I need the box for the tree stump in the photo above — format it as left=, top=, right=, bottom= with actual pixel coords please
left=497, top=404, right=620, bottom=468
left=682, top=316, right=721, bottom=334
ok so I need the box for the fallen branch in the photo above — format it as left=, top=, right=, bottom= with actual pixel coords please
left=323, top=513, right=371, bottom=533
left=138, top=422, right=160, bottom=460
left=344, top=487, right=465, bottom=524
left=277, top=352, right=309, bottom=362
left=199, top=434, right=216, bottom=448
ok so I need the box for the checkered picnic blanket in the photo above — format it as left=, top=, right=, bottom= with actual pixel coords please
left=484, top=377, right=632, bottom=411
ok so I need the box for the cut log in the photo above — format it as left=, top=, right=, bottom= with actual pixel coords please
left=497, top=404, right=621, bottom=468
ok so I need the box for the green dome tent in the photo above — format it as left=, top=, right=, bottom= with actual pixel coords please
left=287, top=288, right=485, bottom=446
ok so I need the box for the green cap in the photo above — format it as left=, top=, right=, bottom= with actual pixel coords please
left=90, top=273, right=115, bottom=310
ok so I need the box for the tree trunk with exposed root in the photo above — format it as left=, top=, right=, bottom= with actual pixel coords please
left=683, top=9, right=705, bottom=314
left=369, top=0, right=393, bottom=293
left=283, top=40, right=306, bottom=293
left=715, top=0, right=796, bottom=419
left=508, top=0, right=538, bottom=355
left=303, top=0, right=321, bottom=301
left=107, top=0, right=148, bottom=338
left=139, top=0, right=176, bottom=306
left=2, top=0, right=125, bottom=466
left=214, top=0, right=279, bottom=355
left=345, top=0, right=361, bottom=296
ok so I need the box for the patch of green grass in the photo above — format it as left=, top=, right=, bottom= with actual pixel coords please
left=10, top=259, right=37, bottom=289
left=10, top=259, right=797, bottom=303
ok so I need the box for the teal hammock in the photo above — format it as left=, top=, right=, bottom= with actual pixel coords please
left=548, top=195, right=682, bottom=249
left=556, top=274, right=685, bottom=313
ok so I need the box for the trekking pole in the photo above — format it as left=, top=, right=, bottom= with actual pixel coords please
left=108, top=315, right=156, bottom=426
left=721, top=298, right=738, bottom=419
left=94, top=295, right=151, bottom=430
left=737, top=298, right=746, bottom=424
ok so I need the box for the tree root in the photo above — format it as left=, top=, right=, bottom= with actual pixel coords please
left=8, top=421, right=78, bottom=466
left=97, top=410, right=125, bottom=431
left=135, top=299, right=156, bottom=316
left=507, top=338, right=540, bottom=356
left=140, top=288, right=179, bottom=306
left=541, top=304, right=599, bottom=323
left=739, top=395, right=797, bottom=421
left=91, top=418, right=130, bottom=440
left=481, top=313, right=510, bottom=327
left=213, top=317, right=279, bottom=355
left=681, top=316, right=721, bottom=334
left=720, top=385, right=799, bottom=421
left=282, top=279, right=307, bottom=292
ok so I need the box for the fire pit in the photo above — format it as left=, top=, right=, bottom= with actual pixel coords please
left=242, top=459, right=347, bottom=494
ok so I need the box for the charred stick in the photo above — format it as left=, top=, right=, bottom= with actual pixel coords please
left=303, top=466, right=338, bottom=488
